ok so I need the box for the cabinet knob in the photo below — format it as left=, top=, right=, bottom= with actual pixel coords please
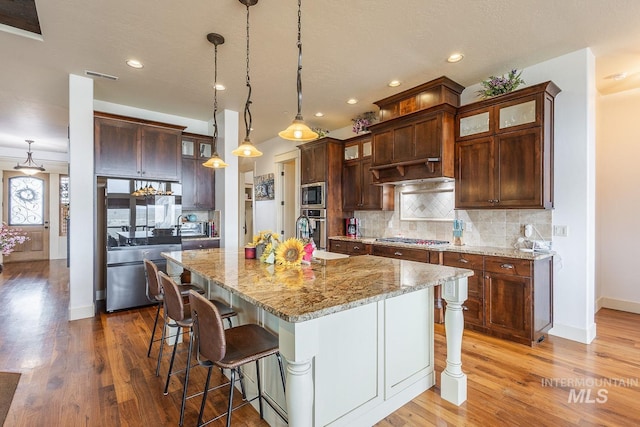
left=461, top=305, right=469, bottom=311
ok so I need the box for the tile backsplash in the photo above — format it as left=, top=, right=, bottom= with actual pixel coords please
left=355, top=181, right=552, bottom=248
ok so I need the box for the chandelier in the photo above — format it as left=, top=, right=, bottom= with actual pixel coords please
left=14, top=139, right=45, bottom=175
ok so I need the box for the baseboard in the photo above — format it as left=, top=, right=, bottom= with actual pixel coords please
left=549, top=322, right=597, bottom=344
left=598, top=297, right=640, bottom=315
left=68, top=304, right=95, bottom=320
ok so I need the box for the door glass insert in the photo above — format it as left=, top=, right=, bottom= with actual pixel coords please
left=9, top=176, right=44, bottom=225
left=499, top=100, right=536, bottom=129
left=459, top=111, right=490, bottom=137
left=344, top=144, right=359, bottom=161
left=362, top=141, right=372, bottom=157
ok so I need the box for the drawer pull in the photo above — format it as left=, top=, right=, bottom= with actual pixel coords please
left=353, top=245, right=360, bottom=250
left=500, top=263, right=514, bottom=269
left=458, top=258, right=469, bottom=264
left=461, top=305, right=469, bottom=311
left=394, top=251, right=403, bottom=256
left=335, top=243, right=341, bottom=247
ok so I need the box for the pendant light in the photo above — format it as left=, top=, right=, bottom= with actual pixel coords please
left=232, top=0, right=263, bottom=158
left=278, top=0, right=318, bottom=142
left=14, top=139, right=45, bottom=175
left=202, top=32, right=229, bottom=168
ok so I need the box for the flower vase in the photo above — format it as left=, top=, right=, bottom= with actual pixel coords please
left=255, top=243, right=265, bottom=259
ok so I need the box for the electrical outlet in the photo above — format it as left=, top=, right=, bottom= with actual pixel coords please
left=465, top=222, right=472, bottom=232
left=553, top=225, right=568, bottom=237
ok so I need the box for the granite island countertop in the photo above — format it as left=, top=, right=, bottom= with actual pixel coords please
left=329, top=236, right=554, bottom=260
left=162, top=248, right=473, bottom=323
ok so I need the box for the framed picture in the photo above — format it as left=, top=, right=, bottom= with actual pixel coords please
left=254, top=173, right=275, bottom=201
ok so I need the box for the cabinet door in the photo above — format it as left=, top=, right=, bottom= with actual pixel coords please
left=414, top=114, right=441, bottom=159
left=392, top=124, right=414, bottom=163
left=496, top=128, right=542, bottom=207
left=360, top=158, right=382, bottom=210
left=455, top=137, right=495, bottom=208
left=372, top=130, right=393, bottom=167
left=140, top=126, right=181, bottom=181
left=342, top=161, right=361, bottom=211
left=300, top=143, right=327, bottom=184
left=195, top=162, right=215, bottom=209
left=95, top=118, right=140, bottom=177
left=181, top=158, right=197, bottom=209
left=485, top=272, right=532, bottom=340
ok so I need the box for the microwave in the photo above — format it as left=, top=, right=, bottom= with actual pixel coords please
left=301, top=182, right=325, bottom=209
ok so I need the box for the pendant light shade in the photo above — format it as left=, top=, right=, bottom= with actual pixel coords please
left=202, top=32, right=229, bottom=169
left=279, top=0, right=318, bottom=142
left=14, top=139, right=45, bottom=175
left=233, top=0, right=263, bottom=158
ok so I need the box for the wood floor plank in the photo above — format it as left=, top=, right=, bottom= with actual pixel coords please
left=2, top=260, right=640, bottom=426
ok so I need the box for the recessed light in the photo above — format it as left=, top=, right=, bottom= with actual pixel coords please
left=347, top=98, right=358, bottom=105
left=214, top=83, right=225, bottom=90
left=314, top=112, right=324, bottom=117
left=605, top=72, right=627, bottom=81
left=388, top=80, right=401, bottom=87
left=447, top=53, right=464, bottom=63
left=126, top=59, right=144, bottom=69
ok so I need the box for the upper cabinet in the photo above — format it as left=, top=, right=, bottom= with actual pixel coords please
left=300, top=139, right=329, bottom=184
left=94, top=112, right=184, bottom=181
left=181, top=133, right=215, bottom=210
left=455, top=82, right=561, bottom=209
left=368, top=77, right=464, bottom=184
left=342, top=134, right=394, bottom=211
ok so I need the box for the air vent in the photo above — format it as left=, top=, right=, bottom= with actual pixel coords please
left=84, top=70, right=119, bottom=81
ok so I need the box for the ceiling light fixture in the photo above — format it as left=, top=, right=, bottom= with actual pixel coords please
left=388, top=80, right=401, bottom=87
left=202, top=32, right=229, bottom=169
left=278, top=0, right=318, bottom=142
left=314, top=112, right=324, bottom=117
left=126, top=59, right=144, bottom=69
left=605, top=72, right=627, bottom=81
left=232, top=0, right=262, bottom=158
left=14, top=139, right=45, bottom=175
left=447, top=53, right=464, bottom=63
left=347, top=98, right=358, bottom=105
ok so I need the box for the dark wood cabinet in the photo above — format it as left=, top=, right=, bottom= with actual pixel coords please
left=94, top=112, right=184, bottom=181
left=181, top=133, right=215, bottom=210
left=342, top=135, right=394, bottom=212
left=441, top=251, right=553, bottom=346
left=455, top=82, right=560, bottom=209
left=328, top=239, right=371, bottom=256
left=371, top=245, right=428, bottom=263
left=300, top=141, right=328, bottom=185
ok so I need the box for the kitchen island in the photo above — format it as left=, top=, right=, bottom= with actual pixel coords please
left=162, top=248, right=472, bottom=427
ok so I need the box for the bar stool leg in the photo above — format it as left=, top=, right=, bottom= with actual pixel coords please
left=276, top=353, right=286, bottom=393
left=164, top=326, right=182, bottom=395
left=256, top=360, right=264, bottom=419
left=179, top=329, right=194, bottom=426
left=198, top=366, right=213, bottom=427
left=147, top=302, right=161, bottom=357
left=156, top=310, right=168, bottom=377
left=226, top=368, right=236, bottom=427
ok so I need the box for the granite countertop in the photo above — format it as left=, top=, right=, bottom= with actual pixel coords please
left=329, top=236, right=554, bottom=260
left=162, top=249, right=473, bottom=323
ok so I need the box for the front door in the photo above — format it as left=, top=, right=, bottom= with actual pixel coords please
left=2, top=171, right=50, bottom=261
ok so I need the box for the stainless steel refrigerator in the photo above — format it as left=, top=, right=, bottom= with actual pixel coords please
left=104, top=179, right=182, bottom=312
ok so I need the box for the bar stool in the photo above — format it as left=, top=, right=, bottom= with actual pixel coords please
left=143, top=259, right=204, bottom=376
left=188, top=290, right=286, bottom=427
left=158, top=272, right=238, bottom=425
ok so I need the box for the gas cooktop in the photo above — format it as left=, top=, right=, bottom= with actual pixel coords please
left=376, top=237, right=449, bottom=246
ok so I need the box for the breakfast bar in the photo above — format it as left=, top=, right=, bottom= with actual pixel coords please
left=162, top=248, right=472, bottom=426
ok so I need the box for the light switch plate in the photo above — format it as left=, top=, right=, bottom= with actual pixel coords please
left=553, top=225, right=568, bottom=237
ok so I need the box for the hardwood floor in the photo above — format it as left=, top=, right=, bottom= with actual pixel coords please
left=1, top=260, right=639, bottom=426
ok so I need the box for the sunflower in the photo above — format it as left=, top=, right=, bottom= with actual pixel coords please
left=275, top=238, right=305, bottom=266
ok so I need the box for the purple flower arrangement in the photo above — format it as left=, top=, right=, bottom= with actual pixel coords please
left=1, top=223, right=29, bottom=256
left=478, top=69, right=525, bottom=99
left=352, top=111, right=377, bottom=134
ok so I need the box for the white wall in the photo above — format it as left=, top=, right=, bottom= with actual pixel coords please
left=596, top=89, right=640, bottom=313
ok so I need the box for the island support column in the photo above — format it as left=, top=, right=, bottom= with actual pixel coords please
left=279, top=319, right=319, bottom=427
left=441, top=277, right=468, bottom=405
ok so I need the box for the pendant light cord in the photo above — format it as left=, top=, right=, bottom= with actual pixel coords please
left=296, top=0, right=303, bottom=119
left=212, top=42, right=219, bottom=151
left=244, top=3, right=253, bottom=140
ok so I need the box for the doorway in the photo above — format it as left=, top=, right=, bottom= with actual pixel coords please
left=243, top=171, right=254, bottom=246
left=2, top=171, right=50, bottom=261
left=275, top=150, right=299, bottom=240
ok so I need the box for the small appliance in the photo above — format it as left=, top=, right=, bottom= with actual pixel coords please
left=301, top=182, right=325, bottom=209
left=346, top=217, right=359, bottom=238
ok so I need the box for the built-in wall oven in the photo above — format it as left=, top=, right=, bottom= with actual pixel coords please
left=301, top=182, right=325, bottom=209
left=302, top=208, right=326, bottom=249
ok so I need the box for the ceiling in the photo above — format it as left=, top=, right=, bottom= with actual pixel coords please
left=1, top=0, right=640, bottom=160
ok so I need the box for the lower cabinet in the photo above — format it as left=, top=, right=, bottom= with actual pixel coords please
left=328, top=239, right=371, bottom=255
left=181, top=239, right=220, bottom=250
left=443, top=251, right=553, bottom=346
left=371, top=245, right=428, bottom=262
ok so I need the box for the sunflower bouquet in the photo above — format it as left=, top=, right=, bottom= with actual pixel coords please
left=252, top=230, right=281, bottom=264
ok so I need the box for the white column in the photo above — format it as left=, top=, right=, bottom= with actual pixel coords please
left=279, top=319, right=318, bottom=426
left=440, top=277, right=468, bottom=405
left=215, top=109, right=240, bottom=248
left=68, top=74, right=96, bottom=320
